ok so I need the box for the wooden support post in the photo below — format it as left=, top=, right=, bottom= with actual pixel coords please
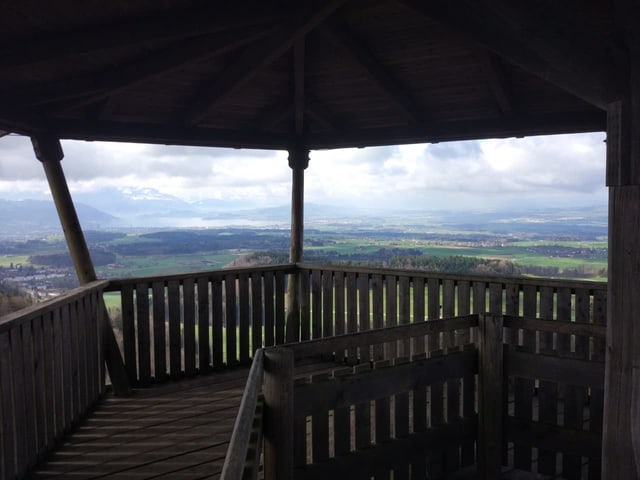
left=263, top=347, right=294, bottom=480
left=603, top=98, right=640, bottom=479
left=477, top=314, right=503, bottom=479
left=31, top=135, right=130, bottom=395
left=285, top=145, right=309, bottom=343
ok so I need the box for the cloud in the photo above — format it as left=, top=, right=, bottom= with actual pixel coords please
left=0, top=131, right=607, bottom=212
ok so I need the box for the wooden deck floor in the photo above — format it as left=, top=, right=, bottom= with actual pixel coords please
left=30, top=361, right=336, bottom=480
left=30, top=368, right=250, bottom=480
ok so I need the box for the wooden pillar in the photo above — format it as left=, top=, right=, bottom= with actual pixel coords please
left=31, top=135, right=131, bottom=395
left=263, top=347, right=294, bottom=480
left=603, top=97, right=640, bottom=478
left=477, top=314, right=504, bottom=479
left=285, top=145, right=309, bottom=343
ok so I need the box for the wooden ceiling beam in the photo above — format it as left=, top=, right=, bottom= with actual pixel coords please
left=320, top=21, right=425, bottom=123
left=399, top=0, right=626, bottom=109
left=476, top=49, right=514, bottom=116
left=180, top=0, right=348, bottom=126
left=294, top=40, right=306, bottom=135
left=0, top=4, right=275, bottom=72
left=45, top=119, right=291, bottom=150
left=30, top=109, right=605, bottom=151
left=303, top=111, right=606, bottom=149
left=10, top=26, right=273, bottom=111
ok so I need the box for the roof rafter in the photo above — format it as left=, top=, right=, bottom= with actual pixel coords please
left=319, top=21, right=425, bottom=123
left=12, top=26, right=273, bottom=111
left=476, top=49, right=514, bottom=116
left=294, top=40, right=306, bottom=135
left=0, top=4, right=275, bottom=72
left=399, top=0, right=626, bottom=109
left=46, top=119, right=291, bottom=150
left=179, top=0, right=348, bottom=126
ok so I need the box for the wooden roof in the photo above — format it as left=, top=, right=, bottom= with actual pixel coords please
left=0, top=0, right=624, bottom=150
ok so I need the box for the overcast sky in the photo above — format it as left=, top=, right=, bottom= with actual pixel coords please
left=0, top=131, right=606, bottom=212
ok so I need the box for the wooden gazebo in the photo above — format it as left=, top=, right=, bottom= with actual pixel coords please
left=0, top=1, right=637, bottom=478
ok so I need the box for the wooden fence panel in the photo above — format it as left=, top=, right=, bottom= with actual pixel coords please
left=0, top=283, right=107, bottom=479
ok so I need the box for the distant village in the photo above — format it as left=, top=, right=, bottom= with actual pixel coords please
left=0, top=263, right=77, bottom=302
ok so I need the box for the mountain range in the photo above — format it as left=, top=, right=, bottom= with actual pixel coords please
left=0, top=187, right=608, bottom=239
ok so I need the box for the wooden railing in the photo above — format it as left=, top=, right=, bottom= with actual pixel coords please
left=221, top=348, right=265, bottom=480
left=502, top=314, right=606, bottom=479
left=262, top=314, right=481, bottom=479
left=255, top=313, right=606, bottom=480
left=106, top=263, right=607, bottom=386
left=0, top=281, right=108, bottom=479
left=105, top=264, right=294, bottom=386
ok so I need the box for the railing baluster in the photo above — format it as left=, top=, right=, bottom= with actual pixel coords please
left=252, top=273, right=263, bottom=354
left=239, top=273, right=250, bottom=365
left=168, top=280, right=182, bottom=378
left=264, top=271, right=275, bottom=347
left=225, top=273, right=238, bottom=366
left=212, top=276, right=224, bottom=366
left=183, top=277, right=197, bottom=376
left=197, top=275, right=211, bottom=372
left=275, top=271, right=285, bottom=345
left=152, top=281, right=167, bottom=381
left=322, top=269, right=334, bottom=339
left=136, top=282, right=151, bottom=385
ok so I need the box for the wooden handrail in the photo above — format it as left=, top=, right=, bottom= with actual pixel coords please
left=503, top=315, right=607, bottom=338
left=104, top=263, right=295, bottom=290
left=285, top=314, right=479, bottom=361
left=0, top=281, right=107, bottom=478
left=220, top=349, right=265, bottom=480
left=297, top=262, right=607, bottom=292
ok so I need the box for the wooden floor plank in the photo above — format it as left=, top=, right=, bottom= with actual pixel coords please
left=31, top=361, right=336, bottom=479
